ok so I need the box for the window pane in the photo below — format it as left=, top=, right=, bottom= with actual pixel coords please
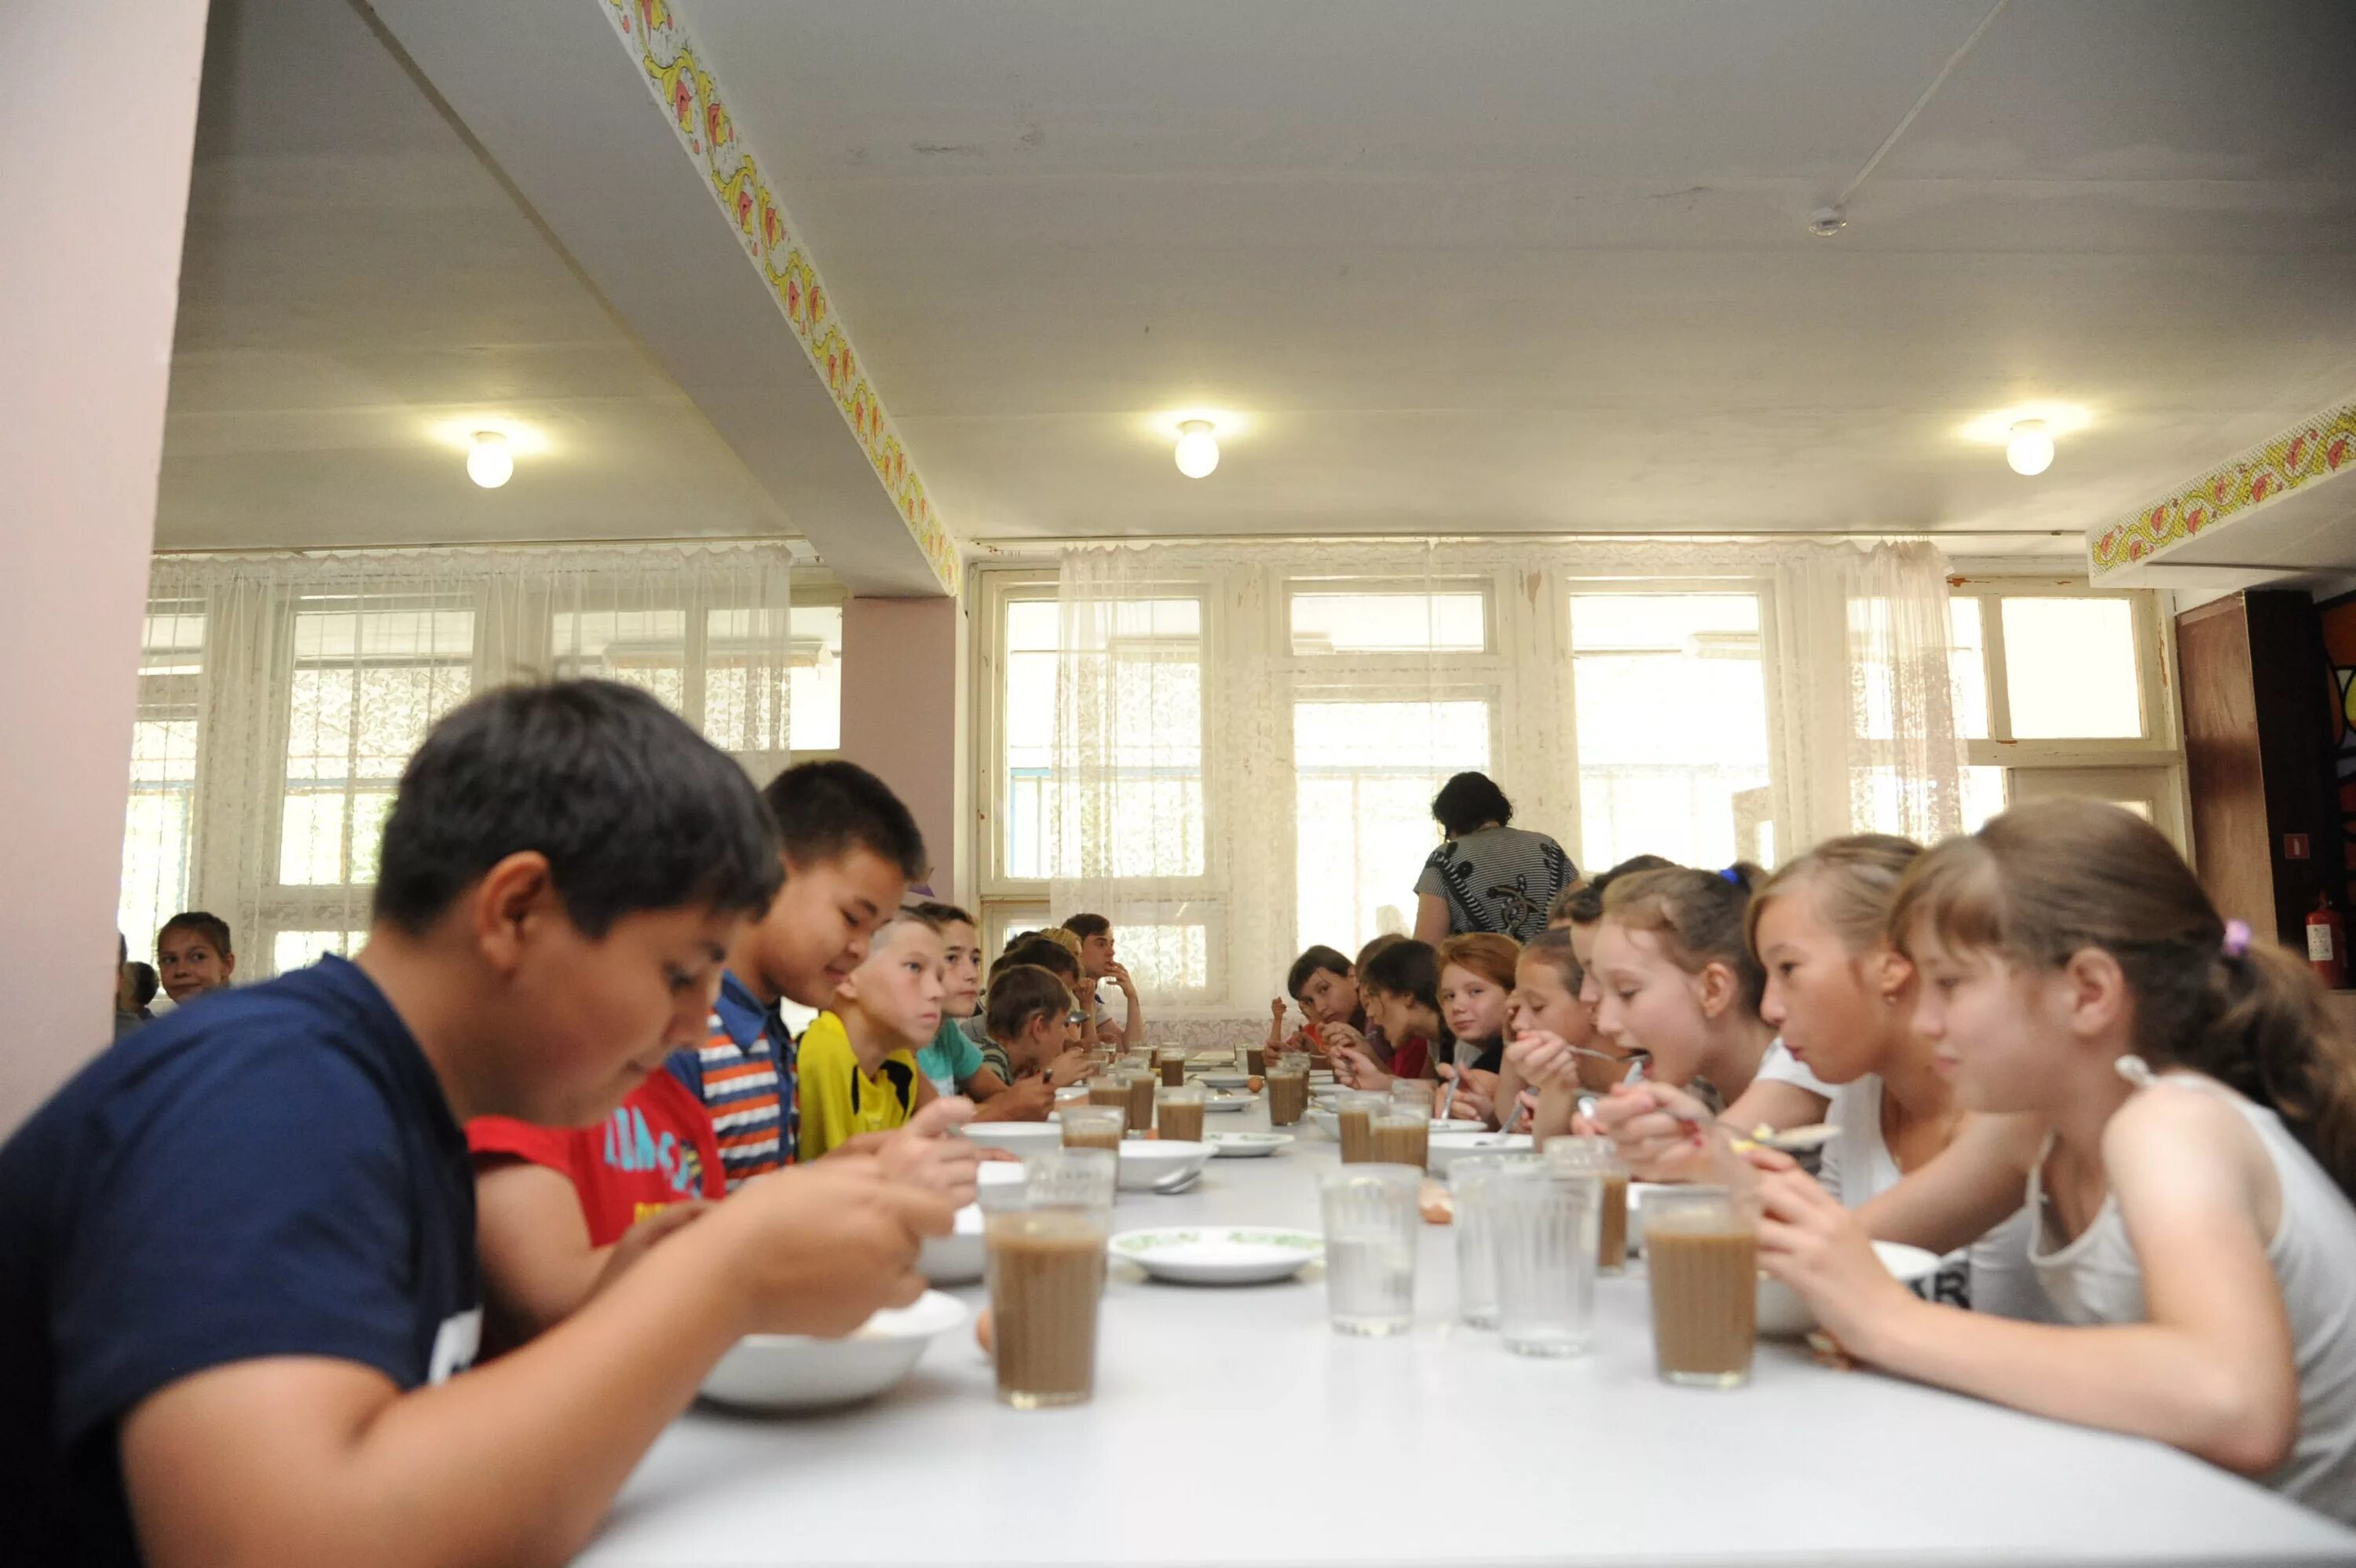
left=1290, top=590, right=1486, bottom=655
left=278, top=791, right=349, bottom=886
left=120, top=605, right=206, bottom=952
left=1961, top=766, right=2007, bottom=833
left=552, top=609, right=686, bottom=714
left=1116, top=923, right=1210, bottom=994
left=273, top=929, right=370, bottom=976
left=1568, top=594, right=1771, bottom=870
left=1004, top=595, right=1203, bottom=880
left=1948, top=598, right=1990, bottom=740
left=2000, top=598, right=2142, bottom=740
left=790, top=603, right=842, bottom=751
left=1294, top=700, right=1490, bottom=955
left=701, top=606, right=793, bottom=755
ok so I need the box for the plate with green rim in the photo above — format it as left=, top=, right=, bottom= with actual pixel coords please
left=1109, top=1226, right=1324, bottom=1285
left=1205, top=1131, right=1293, bottom=1157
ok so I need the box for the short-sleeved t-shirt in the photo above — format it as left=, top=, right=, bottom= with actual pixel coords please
left=1415, top=825, right=1576, bottom=941
left=916, top=1016, right=986, bottom=1096
left=0, top=956, right=482, bottom=1566
left=468, top=1069, right=724, bottom=1246
left=796, top=1012, right=921, bottom=1161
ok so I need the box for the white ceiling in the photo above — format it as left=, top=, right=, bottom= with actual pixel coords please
left=680, top=0, right=2356, bottom=555
left=159, top=0, right=784, bottom=550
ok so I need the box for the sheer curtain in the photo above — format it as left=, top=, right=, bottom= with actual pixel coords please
left=1039, top=537, right=1962, bottom=1029
left=119, top=543, right=795, bottom=979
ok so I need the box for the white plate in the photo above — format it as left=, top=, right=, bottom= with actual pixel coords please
left=1198, top=1072, right=1252, bottom=1089
left=1757, top=1242, right=1941, bottom=1336
left=961, top=1122, right=1063, bottom=1152
left=701, top=1290, right=968, bottom=1412
left=1206, top=1131, right=1293, bottom=1158
left=919, top=1204, right=986, bottom=1285
left=1110, top=1226, right=1323, bottom=1285
left=1202, top=1095, right=1250, bottom=1113
left=1426, top=1130, right=1532, bottom=1174
left=1115, top=1139, right=1212, bottom=1191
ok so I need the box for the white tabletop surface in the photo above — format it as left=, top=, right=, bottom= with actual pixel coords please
left=577, top=1099, right=2356, bottom=1567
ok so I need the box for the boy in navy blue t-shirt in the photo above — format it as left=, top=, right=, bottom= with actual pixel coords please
left=0, top=681, right=957, bottom=1567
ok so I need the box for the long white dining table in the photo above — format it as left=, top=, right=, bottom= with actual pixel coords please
left=576, top=1097, right=2356, bottom=1566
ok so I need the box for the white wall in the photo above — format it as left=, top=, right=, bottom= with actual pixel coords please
left=0, top=1, right=212, bottom=1130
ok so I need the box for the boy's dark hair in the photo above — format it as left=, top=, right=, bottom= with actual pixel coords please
left=1562, top=853, right=1679, bottom=925
left=1061, top=912, right=1111, bottom=941
left=1355, top=932, right=1407, bottom=969
left=984, top=963, right=1071, bottom=1044
left=1286, top=945, right=1353, bottom=1000
left=910, top=901, right=975, bottom=928
left=374, top=680, right=782, bottom=938
left=158, top=911, right=233, bottom=957
left=761, top=759, right=927, bottom=883
left=127, top=962, right=160, bottom=1008
left=992, top=938, right=1080, bottom=985
left=1359, top=938, right=1441, bottom=1012
left=1430, top=771, right=1514, bottom=839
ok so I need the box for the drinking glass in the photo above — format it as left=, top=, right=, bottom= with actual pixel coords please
left=1642, top=1186, right=1758, bottom=1388
left=986, top=1204, right=1109, bottom=1409
left=1369, top=1106, right=1429, bottom=1169
left=1335, top=1090, right=1386, bottom=1163
left=1020, top=1146, right=1118, bottom=1219
left=1059, top=1105, right=1127, bottom=1153
left=1447, top=1152, right=1538, bottom=1328
left=1490, top=1164, right=1601, bottom=1358
left=1158, top=1046, right=1188, bottom=1088
left=1318, top=1164, right=1422, bottom=1336
left=1158, top=1084, right=1206, bottom=1143
left=1267, top=1058, right=1310, bottom=1126
left=1389, top=1078, right=1436, bottom=1118
left=1545, top=1135, right=1632, bottom=1275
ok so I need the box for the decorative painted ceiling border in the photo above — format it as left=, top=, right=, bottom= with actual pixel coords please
left=2088, top=397, right=2356, bottom=581
left=602, top=0, right=959, bottom=594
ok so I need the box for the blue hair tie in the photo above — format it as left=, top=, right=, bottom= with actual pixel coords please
left=1718, top=866, right=1743, bottom=886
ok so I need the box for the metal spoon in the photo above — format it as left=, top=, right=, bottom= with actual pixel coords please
left=1153, top=1166, right=1204, bottom=1195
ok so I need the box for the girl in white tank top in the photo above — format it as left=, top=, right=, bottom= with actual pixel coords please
left=1744, top=802, right=2356, bottom=1525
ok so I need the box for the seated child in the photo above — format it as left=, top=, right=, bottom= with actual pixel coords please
left=1330, top=939, right=1451, bottom=1090
left=980, top=964, right=1088, bottom=1107
left=968, top=938, right=1085, bottom=1044
left=1269, top=944, right=1368, bottom=1057
left=798, top=912, right=948, bottom=1161
left=1435, top=933, right=1519, bottom=1123
left=1063, top=913, right=1143, bottom=1047
left=156, top=910, right=236, bottom=1005
left=0, top=680, right=956, bottom=1567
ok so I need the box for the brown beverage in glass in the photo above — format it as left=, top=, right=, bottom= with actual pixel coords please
left=1336, top=1100, right=1378, bottom=1164
left=1060, top=1106, right=1125, bottom=1153
left=1158, top=1097, right=1205, bottom=1142
left=1246, top=1046, right=1268, bottom=1076
left=1124, top=1073, right=1157, bottom=1134
left=1266, top=1065, right=1308, bottom=1126
left=1646, top=1212, right=1759, bottom=1387
left=1368, top=1113, right=1429, bottom=1170
left=1598, top=1173, right=1630, bottom=1274
left=1159, top=1054, right=1186, bottom=1088
left=986, top=1209, right=1106, bottom=1408
left=1085, top=1078, right=1129, bottom=1129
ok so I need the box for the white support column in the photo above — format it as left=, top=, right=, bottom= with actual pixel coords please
left=0, top=1, right=213, bottom=1129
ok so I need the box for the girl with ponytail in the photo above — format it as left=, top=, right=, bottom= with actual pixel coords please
left=1755, top=800, right=2356, bottom=1520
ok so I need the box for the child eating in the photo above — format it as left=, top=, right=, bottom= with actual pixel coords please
left=798, top=912, right=949, bottom=1160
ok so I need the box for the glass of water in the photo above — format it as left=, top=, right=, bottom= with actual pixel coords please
left=1318, top=1164, right=1422, bottom=1336
left=1490, top=1164, right=1601, bottom=1358
left=1448, top=1152, right=1540, bottom=1329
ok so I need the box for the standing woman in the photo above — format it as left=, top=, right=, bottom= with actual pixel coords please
left=1413, top=772, right=1576, bottom=945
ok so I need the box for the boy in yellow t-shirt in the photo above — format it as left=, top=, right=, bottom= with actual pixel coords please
left=798, top=912, right=946, bottom=1161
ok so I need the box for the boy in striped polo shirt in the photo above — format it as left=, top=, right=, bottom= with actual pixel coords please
left=674, top=760, right=931, bottom=1187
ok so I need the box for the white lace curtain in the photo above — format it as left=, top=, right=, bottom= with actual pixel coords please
left=119, top=543, right=795, bottom=981
left=1042, top=538, right=1962, bottom=1016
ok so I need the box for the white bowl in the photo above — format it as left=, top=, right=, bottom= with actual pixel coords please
left=1203, top=1091, right=1252, bottom=1113
left=1756, top=1242, right=1941, bottom=1336
left=1110, top=1226, right=1323, bottom=1285
left=1115, top=1139, right=1211, bottom=1191
left=700, top=1290, right=968, bottom=1412
left=1199, top=1072, right=1252, bottom=1089
left=1303, top=1107, right=1340, bottom=1139
left=960, top=1121, right=1063, bottom=1152
left=1206, top=1131, right=1293, bottom=1158
left=1426, top=1130, right=1532, bottom=1175
left=919, top=1204, right=986, bottom=1285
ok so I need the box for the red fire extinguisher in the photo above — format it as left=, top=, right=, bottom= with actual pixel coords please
left=2310, top=895, right=2349, bottom=991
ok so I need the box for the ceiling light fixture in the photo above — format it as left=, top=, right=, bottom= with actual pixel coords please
left=2005, top=418, right=2054, bottom=477
left=466, top=430, right=514, bottom=488
left=1174, top=419, right=1219, bottom=479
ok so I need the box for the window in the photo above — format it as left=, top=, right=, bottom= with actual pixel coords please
left=1293, top=699, right=1489, bottom=955
left=786, top=600, right=843, bottom=753
left=280, top=601, right=475, bottom=888
left=552, top=609, right=688, bottom=711
left=118, top=603, right=205, bottom=953
left=1000, top=594, right=1205, bottom=882
left=1567, top=591, right=1771, bottom=870
left=273, top=929, right=371, bottom=974
left=1947, top=582, right=2182, bottom=845
left=1290, top=590, right=1487, bottom=655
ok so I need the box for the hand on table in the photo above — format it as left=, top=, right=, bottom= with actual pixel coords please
left=720, top=1161, right=954, bottom=1337
left=1041, top=1048, right=1096, bottom=1090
